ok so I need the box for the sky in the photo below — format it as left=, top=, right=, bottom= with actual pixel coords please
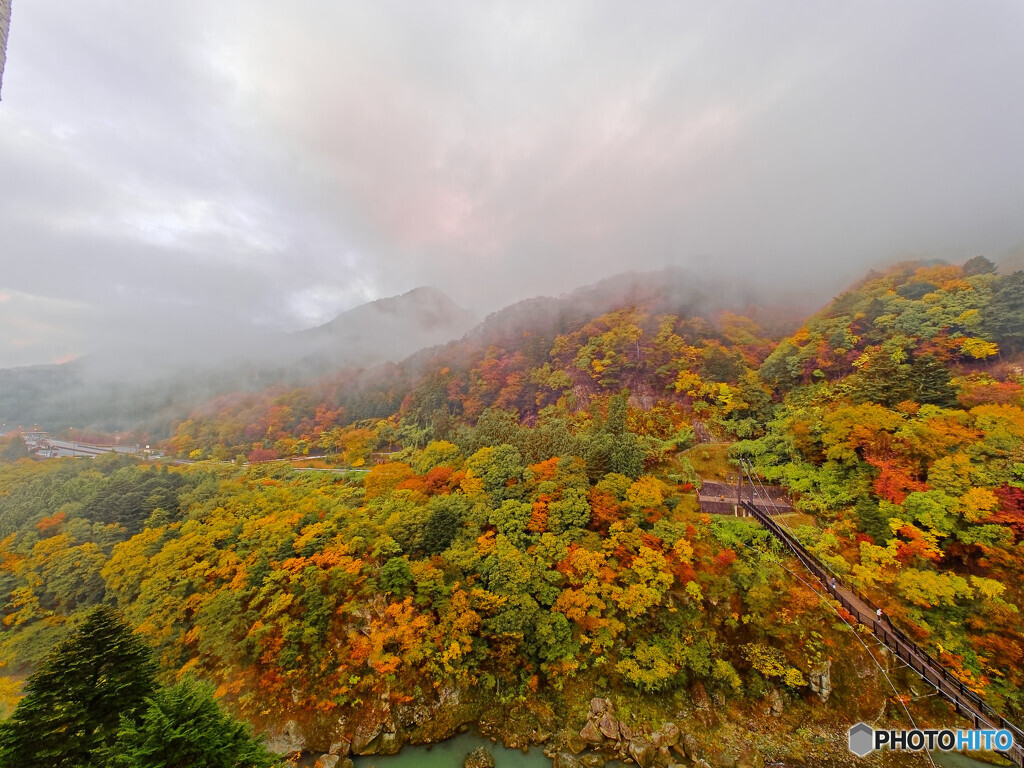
left=1, top=1, right=1023, bottom=369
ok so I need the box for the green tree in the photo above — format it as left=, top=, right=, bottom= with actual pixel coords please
left=0, top=435, right=28, bottom=462
left=983, top=271, right=1024, bottom=354
left=855, top=497, right=892, bottom=544
left=0, top=606, right=157, bottom=767
left=962, top=255, right=997, bottom=277
left=464, top=444, right=525, bottom=500
left=380, top=556, right=415, bottom=595
left=107, top=677, right=277, bottom=768
left=421, top=495, right=468, bottom=555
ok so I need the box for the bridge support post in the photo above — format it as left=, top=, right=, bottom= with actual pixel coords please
left=736, top=470, right=742, bottom=514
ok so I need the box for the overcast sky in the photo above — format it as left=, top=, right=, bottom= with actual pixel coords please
left=1, top=1, right=1023, bottom=368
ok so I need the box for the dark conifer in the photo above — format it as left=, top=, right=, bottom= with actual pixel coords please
left=106, top=677, right=277, bottom=768
left=0, top=605, right=157, bottom=767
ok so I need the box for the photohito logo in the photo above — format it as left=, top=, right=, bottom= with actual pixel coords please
left=848, top=722, right=1014, bottom=756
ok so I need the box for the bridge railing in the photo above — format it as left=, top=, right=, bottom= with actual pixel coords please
left=737, top=499, right=1024, bottom=765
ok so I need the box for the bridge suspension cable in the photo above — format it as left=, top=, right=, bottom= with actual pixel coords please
left=733, top=458, right=1023, bottom=766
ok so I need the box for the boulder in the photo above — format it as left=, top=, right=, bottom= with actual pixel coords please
left=465, top=746, right=496, bottom=768
left=736, top=746, right=764, bottom=768
left=651, top=722, right=680, bottom=749
left=598, top=713, right=620, bottom=740
left=580, top=720, right=604, bottom=743
left=567, top=736, right=588, bottom=754
left=580, top=755, right=606, bottom=768
left=376, top=731, right=402, bottom=755
left=618, top=721, right=633, bottom=741
left=691, top=682, right=711, bottom=709
left=708, top=752, right=738, bottom=768
left=314, top=756, right=339, bottom=768
left=590, top=697, right=611, bottom=715
left=553, top=753, right=583, bottom=768
left=328, top=738, right=350, bottom=756
left=628, top=737, right=656, bottom=768
left=682, top=733, right=701, bottom=760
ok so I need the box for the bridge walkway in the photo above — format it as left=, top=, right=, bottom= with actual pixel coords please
left=737, top=496, right=1024, bottom=767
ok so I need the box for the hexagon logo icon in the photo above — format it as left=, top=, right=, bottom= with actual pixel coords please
left=848, top=722, right=874, bottom=757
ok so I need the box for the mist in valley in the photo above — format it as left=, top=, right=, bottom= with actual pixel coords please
left=1, top=1, right=1024, bottom=432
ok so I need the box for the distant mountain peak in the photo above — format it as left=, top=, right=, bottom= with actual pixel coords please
left=290, top=286, right=476, bottom=373
left=309, top=286, right=475, bottom=334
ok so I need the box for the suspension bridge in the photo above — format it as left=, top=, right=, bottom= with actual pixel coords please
left=735, top=460, right=1024, bottom=767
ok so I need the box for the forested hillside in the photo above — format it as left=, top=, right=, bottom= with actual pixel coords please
left=1, top=258, right=1023, bottom=766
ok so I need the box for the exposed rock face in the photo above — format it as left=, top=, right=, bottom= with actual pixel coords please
left=808, top=659, right=832, bottom=702
left=465, top=746, right=496, bottom=768
left=265, top=719, right=307, bottom=756
left=350, top=721, right=383, bottom=754
left=768, top=688, right=784, bottom=717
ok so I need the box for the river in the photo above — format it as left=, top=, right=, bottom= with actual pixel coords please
left=301, top=733, right=1005, bottom=768
left=340, top=732, right=630, bottom=768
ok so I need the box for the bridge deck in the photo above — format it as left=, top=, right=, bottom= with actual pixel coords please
left=698, top=480, right=793, bottom=515
left=738, top=497, right=1024, bottom=766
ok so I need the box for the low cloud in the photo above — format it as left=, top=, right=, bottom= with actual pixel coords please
left=1, top=1, right=1023, bottom=367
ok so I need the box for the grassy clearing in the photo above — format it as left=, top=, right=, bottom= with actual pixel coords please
left=681, top=443, right=735, bottom=481
left=773, top=511, right=816, bottom=528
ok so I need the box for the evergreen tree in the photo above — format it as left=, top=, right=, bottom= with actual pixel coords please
left=0, top=435, right=28, bottom=462
left=0, top=606, right=157, bottom=767
left=855, top=497, right=892, bottom=544
left=906, top=354, right=958, bottom=408
left=962, top=254, right=997, bottom=276
left=106, top=677, right=277, bottom=768
left=983, top=271, right=1024, bottom=355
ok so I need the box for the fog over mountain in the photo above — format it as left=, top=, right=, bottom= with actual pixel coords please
left=1, top=1, right=1024, bottom=368
left=0, top=284, right=480, bottom=433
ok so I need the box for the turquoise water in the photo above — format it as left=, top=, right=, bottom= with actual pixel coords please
left=326, top=733, right=1005, bottom=768
left=930, top=751, right=1004, bottom=768
left=350, top=733, right=552, bottom=768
